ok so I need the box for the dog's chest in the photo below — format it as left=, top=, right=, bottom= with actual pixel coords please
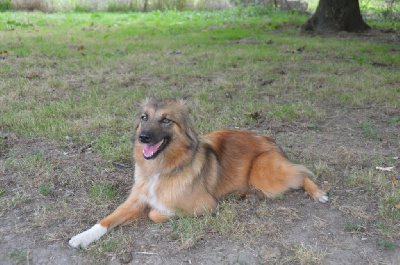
left=140, top=173, right=175, bottom=214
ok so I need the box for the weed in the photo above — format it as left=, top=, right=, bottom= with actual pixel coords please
left=344, top=222, right=360, bottom=232
left=386, top=117, right=400, bottom=123
left=353, top=121, right=378, bottom=139
left=293, top=243, right=326, bottom=265
left=376, top=222, right=393, bottom=236
left=10, top=249, right=30, bottom=263
left=352, top=53, right=368, bottom=65
left=381, top=239, right=394, bottom=251
left=38, top=183, right=51, bottom=196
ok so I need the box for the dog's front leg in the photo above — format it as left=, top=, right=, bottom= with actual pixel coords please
left=69, top=190, right=146, bottom=248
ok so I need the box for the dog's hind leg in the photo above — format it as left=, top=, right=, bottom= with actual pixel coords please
left=148, top=209, right=175, bottom=223
left=69, top=191, right=146, bottom=248
left=249, top=151, right=328, bottom=203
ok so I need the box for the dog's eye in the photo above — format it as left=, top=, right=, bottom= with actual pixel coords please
left=141, top=114, right=148, bottom=121
left=161, top=117, right=172, bottom=124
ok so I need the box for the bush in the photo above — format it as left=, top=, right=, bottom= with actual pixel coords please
left=0, top=0, right=12, bottom=11
left=11, top=0, right=44, bottom=11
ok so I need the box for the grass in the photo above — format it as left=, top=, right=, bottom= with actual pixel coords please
left=90, top=183, right=117, bottom=202
left=353, top=121, right=378, bottom=139
left=169, top=199, right=240, bottom=248
left=10, top=249, right=30, bottom=264
left=38, top=183, right=51, bottom=196
left=1, top=9, right=398, bottom=162
left=281, top=243, right=327, bottom=265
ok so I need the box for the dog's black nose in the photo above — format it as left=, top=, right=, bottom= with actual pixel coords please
left=139, top=134, right=151, bottom=144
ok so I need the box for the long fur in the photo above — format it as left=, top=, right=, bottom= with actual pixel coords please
left=69, top=98, right=328, bottom=248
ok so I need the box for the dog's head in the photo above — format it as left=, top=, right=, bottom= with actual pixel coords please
left=134, top=98, right=197, bottom=161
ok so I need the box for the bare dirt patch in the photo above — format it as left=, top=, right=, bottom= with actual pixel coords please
left=1, top=102, right=399, bottom=265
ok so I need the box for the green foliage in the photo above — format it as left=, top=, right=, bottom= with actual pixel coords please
left=344, top=222, right=360, bottom=232
left=352, top=53, right=368, bottom=66
left=353, top=121, right=378, bottom=139
left=381, top=239, right=394, bottom=251
left=0, top=0, right=12, bottom=12
left=90, top=184, right=117, bottom=202
left=38, top=183, right=51, bottom=196
left=10, top=249, right=29, bottom=263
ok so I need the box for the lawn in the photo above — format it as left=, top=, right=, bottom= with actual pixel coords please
left=0, top=7, right=399, bottom=264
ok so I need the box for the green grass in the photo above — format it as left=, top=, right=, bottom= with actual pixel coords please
left=169, top=200, right=239, bottom=248
left=90, top=183, right=117, bottom=200
left=1, top=10, right=398, bottom=162
left=346, top=168, right=400, bottom=230
left=353, top=121, right=378, bottom=139
left=10, top=249, right=30, bottom=264
left=381, top=239, right=394, bottom=251
left=38, top=183, right=51, bottom=196
left=344, top=222, right=361, bottom=232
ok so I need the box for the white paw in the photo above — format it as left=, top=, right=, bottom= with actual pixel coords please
left=318, top=195, right=329, bottom=203
left=69, top=224, right=107, bottom=248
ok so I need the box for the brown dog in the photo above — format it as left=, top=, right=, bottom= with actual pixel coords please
left=69, top=98, right=328, bottom=248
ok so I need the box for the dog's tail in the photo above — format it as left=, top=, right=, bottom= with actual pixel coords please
left=249, top=151, right=328, bottom=203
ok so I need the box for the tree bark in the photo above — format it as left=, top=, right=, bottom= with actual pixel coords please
left=304, top=0, right=370, bottom=34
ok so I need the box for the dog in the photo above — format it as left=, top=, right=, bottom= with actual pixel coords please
left=69, top=98, right=328, bottom=248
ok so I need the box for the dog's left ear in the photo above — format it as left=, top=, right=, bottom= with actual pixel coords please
left=177, top=97, right=188, bottom=107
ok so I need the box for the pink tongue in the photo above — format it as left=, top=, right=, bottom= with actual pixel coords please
left=142, top=140, right=163, bottom=157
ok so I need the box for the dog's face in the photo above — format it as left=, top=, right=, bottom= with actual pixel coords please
left=135, top=98, right=197, bottom=160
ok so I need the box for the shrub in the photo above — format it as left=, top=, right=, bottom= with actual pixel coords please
left=0, top=0, right=12, bottom=11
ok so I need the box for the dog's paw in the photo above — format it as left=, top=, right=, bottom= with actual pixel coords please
left=318, top=194, right=329, bottom=203
left=69, top=224, right=107, bottom=248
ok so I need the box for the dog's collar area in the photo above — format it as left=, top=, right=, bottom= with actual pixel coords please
left=142, top=138, right=169, bottom=159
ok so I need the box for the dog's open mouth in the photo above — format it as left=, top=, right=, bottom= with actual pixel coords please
left=142, top=138, right=168, bottom=160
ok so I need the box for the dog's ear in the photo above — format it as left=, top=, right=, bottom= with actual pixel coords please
left=140, top=97, right=151, bottom=109
left=176, top=96, right=192, bottom=112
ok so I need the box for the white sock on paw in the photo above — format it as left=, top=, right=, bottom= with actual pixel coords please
left=69, top=224, right=107, bottom=248
left=318, top=195, right=329, bottom=203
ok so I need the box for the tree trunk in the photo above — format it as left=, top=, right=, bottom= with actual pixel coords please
left=304, top=0, right=370, bottom=34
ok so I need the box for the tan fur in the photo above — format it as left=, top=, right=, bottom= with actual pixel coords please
left=88, top=99, right=327, bottom=238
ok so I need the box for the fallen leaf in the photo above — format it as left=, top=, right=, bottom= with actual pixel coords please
left=297, top=45, right=306, bottom=52
left=26, top=71, right=40, bottom=79
left=395, top=204, right=400, bottom=209
left=258, top=79, right=275, bottom=86
left=243, top=111, right=261, bottom=120
left=0, top=51, right=8, bottom=59
left=392, top=176, right=399, bottom=184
